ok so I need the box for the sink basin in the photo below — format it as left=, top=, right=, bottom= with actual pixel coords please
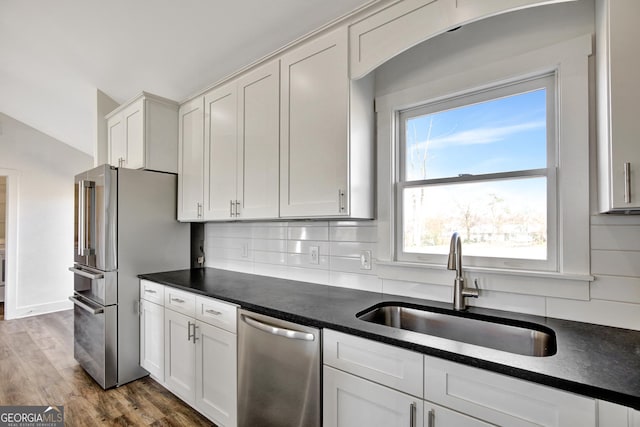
left=357, top=303, right=557, bottom=357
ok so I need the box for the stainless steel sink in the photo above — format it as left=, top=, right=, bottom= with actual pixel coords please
left=357, top=303, right=556, bottom=357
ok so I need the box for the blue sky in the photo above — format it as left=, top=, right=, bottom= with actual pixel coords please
left=405, top=89, right=547, bottom=181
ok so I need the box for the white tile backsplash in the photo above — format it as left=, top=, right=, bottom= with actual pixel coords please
left=204, top=217, right=640, bottom=331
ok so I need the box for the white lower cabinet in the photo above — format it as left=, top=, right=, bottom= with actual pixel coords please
left=323, top=329, right=599, bottom=427
left=323, top=365, right=424, bottom=427
left=139, top=280, right=237, bottom=426
left=195, top=321, right=237, bottom=426
left=139, top=299, right=164, bottom=380
left=164, top=308, right=197, bottom=404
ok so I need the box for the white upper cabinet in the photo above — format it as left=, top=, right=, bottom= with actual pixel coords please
left=204, top=83, right=238, bottom=220
left=202, top=60, right=280, bottom=221
left=236, top=60, right=280, bottom=219
left=106, top=92, right=179, bottom=172
left=596, top=0, right=640, bottom=212
left=178, top=97, right=205, bottom=221
left=280, top=27, right=374, bottom=218
left=349, top=0, right=577, bottom=79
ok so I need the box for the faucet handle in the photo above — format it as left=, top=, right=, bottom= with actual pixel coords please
left=462, top=279, right=480, bottom=299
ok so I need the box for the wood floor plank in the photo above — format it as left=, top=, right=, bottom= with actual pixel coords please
left=0, top=310, right=216, bottom=426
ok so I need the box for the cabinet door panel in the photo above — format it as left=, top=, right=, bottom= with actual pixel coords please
left=140, top=300, right=164, bottom=381
left=195, top=321, right=237, bottom=427
left=280, top=27, right=349, bottom=217
left=205, top=83, right=237, bottom=220
left=604, top=0, right=640, bottom=209
left=164, top=308, right=196, bottom=404
left=323, top=365, right=423, bottom=427
left=178, top=98, right=205, bottom=221
left=108, top=115, right=125, bottom=168
left=237, top=60, right=280, bottom=219
left=123, top=99, right=144, bottom=169
left=425, top=402, right=495, bottom=427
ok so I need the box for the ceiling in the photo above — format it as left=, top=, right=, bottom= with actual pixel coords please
left=0, top=0, right=374, bottom=156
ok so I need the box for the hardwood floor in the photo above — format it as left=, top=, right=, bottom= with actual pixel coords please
left=0, top=309, right=215, bottom=426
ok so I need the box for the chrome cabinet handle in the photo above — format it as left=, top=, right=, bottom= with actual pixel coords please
left=187, top=320, right=194, bottom=341
left=171, top=297, right=185, bottom=304
left=230, top=200, right=234, bottom=217
left=69, top=296, right=104, bottom=315
left=242, top=315, right=315, bottom=341
left=205, top=309, right=222, bottom=316
left=410, top=402, right=417, bottom=427
left=426, top=408, right=434, bottom=427
left=624, top=162, right=632, bottom=204
left=187, top=321, right=199, bottom=343
left=197, top=202, right=203, bottom=218
left=235, top=200, right=241, bottom=217
left=338, top=189, right=346, bottom=212
left=69, top=266, right=104, bottom=280
left=144, top=289, right=157, bottom=294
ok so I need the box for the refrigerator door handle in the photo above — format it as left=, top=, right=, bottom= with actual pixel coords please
left=69, top=295, right=104, bottom=315
left=68, top=266, right=104, bottom=280
left=77, top=179, right=86, bottom=257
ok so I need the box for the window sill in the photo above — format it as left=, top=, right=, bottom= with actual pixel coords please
left=375, top=260, right=592, bottom=300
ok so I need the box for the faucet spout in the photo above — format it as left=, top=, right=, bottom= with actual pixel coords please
left=447, top=232, right=479, bottom=311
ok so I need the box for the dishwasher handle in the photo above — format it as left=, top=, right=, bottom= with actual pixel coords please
left=241, top=314, right=315, bottom=341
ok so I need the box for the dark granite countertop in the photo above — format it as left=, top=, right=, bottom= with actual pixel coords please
left=139, top=267, right=640, bottom=410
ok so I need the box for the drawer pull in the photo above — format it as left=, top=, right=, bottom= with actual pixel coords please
left=427, top=408, right=434, bottom=427
left=171, top=297, right=186, bottom=304
left=205, top=309, right=222, bottom=316
left=410, top=402, right=417, bottom=427
left=144, top=289, right=157, bottom=294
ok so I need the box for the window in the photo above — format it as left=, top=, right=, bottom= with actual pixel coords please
left=396, top=74, right=557, bottom=270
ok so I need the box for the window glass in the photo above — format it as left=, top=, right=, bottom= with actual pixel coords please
left=402, top=177, right=547, bottom=259
left=398, top=75, right=554, bottom=265
left=404, top=89, right=547, bottom=181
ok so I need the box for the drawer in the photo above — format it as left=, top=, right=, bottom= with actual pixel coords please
left=424, top=355, right=596, bottom=427
left=140, top=280, right=164, bottom=304
left=323, top=329, right=423, bottom=398
left=164, top=287, right=196, bottom=316
left=195, top=295, right=238, bottom=333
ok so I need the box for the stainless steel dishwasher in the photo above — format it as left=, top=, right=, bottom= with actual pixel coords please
left=238, top=309, right=321, bottom=427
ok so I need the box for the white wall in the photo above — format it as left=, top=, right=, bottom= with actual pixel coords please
left=0, top=113, right=93, bottom=318
left=204, top=0, right=640, bottom=331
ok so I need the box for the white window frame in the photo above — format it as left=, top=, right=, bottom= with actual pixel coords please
left=395, top=74, right=558, bottom=271
left=375, top=35, right=592, bottom=283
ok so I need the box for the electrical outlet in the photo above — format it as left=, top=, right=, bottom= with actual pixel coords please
left=360, top=250, right=372, bottom=270
left=309, top=246, right=320, bottom=265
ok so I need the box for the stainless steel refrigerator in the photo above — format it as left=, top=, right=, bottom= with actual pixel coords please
left=69, top=165, right=189, bottom=389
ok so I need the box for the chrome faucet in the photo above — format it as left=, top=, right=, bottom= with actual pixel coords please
left=447, top=232, right=479, bottom=311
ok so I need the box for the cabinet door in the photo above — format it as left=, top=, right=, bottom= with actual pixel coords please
left=204, top=83, right=238, bottom=220
left=123, top=99, right=145, bottom=169
left=195, top=321, right=237, bottom=427
left=236, top=60, right=280, bottom=219
left=280, top=27, right=349, bottom=217
left=323, top=365, right=424, bottom=427
left=178, top=97, right=205, bottom=221
left=598, top=0, right=640, bottom=210
left=164, top=308, right=196, bottom=404
left=140, top=299, right=164, bottom=381
left=107, top=114, right=125, bottom=168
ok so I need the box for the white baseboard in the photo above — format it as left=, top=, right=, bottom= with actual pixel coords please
left=7, top=299, right=73, bottom=320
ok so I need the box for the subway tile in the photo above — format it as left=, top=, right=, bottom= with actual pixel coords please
left=253, top=251, right=287, bottom=265
left=591, top=225, right=640, bottom=251
left=329, top=241, right=376, bottom=257
left=592, top=250, right=640, bottom=277
left=252, top=239, right=287, bottom=252
left=328, top=271, right=383, bottom=293
left=287, top=240, right=330, bottom=255
left=590, top=275, right=640, bottom=304
left=329, top=226, right=377, bottom=242
left=287, top=253, right=329, bottom=270
left=251, top=224, right=288, bottom=240
left=382, top=279, right=452, bottom=303
left=546, top=298, right=640, bottom=331
left=330, top=256, right=377, bottom=275
left=286, top=267, right=329, bottom=285
left=467, top=290, right=546, bottom=316
left=288, top=225, right=329, bottom=241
